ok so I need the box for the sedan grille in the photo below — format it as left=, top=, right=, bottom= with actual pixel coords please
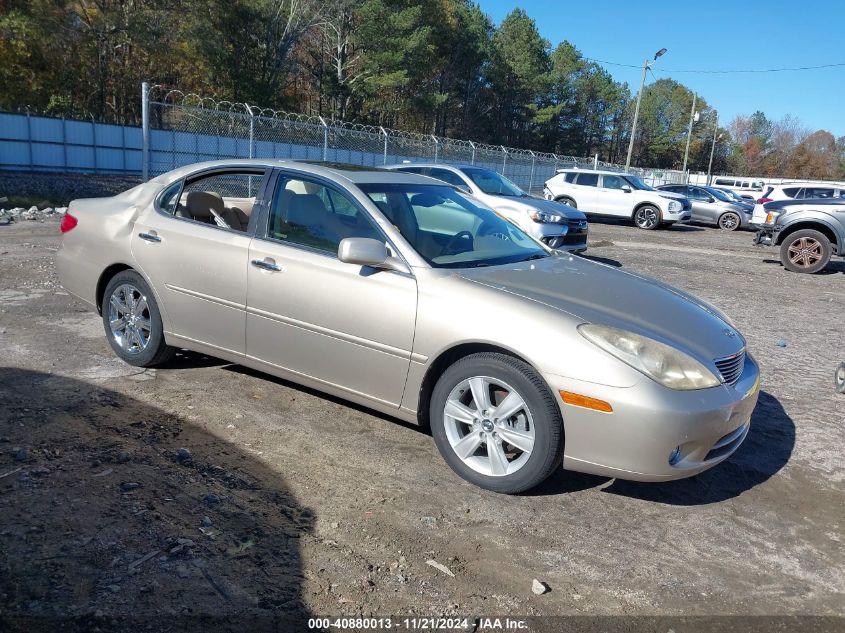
left=714, top=350, right=745, bottom=385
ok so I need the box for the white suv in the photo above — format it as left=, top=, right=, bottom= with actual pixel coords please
left=751, top=182, right=845, bottom=226
left=544, top=169, right=692, bottom=230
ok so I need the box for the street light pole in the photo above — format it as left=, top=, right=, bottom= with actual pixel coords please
left=625, top=48, right=666, bottom=172
left=681, top=92, right=697, bottom=181
left=707, top=113, right=720, bottom=186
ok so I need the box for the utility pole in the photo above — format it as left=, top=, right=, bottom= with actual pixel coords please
left=707, top=113, right=720, bottom=186
left=681, top=92, right=697, bottom=181
left=625, top=48, right=667, bottom=172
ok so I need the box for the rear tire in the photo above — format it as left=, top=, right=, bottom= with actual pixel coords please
left=555, top=196, right=576, bottom=208
left=102, top=270, right=175, bottom=367
left=633, top=205, right=661, bottom=230
left=779, top=229, right=832, bottom=274
left=429, top=353, right=564, bottom=494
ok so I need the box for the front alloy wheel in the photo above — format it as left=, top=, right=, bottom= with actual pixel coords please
left=718, top=211, right=741, bottom=231
left=634, top=205, right=660, bottom=230
left=443, top=376, right=535, bottom=477
left=430, top=353, right=564, bottom=494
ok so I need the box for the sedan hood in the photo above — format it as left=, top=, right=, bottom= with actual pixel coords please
left=492, top=195, right=586, bottom=220
left=457, top=255, right=744, bottom=362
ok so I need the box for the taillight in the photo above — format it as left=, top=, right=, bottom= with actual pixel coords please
left=59, top=213, right=78, bottom=233
left=757, top=197, right=772, bottom=204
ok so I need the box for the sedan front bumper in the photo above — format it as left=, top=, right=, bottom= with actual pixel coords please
left=547, top=353, right=760, bottom=481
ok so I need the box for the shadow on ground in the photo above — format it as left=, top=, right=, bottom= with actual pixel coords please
left=0, top=368, right=313, bottom=632
left=602, top=391, right=794, bottom=505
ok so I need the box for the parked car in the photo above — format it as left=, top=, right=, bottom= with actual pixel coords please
left=753, top=197, right=845, bottom=273
left=57, top=159, right=759, bottom=494
left=544, top=169, right=692, bottom=230
left=386, top=163, right=588, bottom=253
left=657, top=184, right=752, bottom=230
left=710, top=177, right=765, bottom=200
left=750, top=182, right=845, bottom=226
left=712, top=187, right=755, bottom=210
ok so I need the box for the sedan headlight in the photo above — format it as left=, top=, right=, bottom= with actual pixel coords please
left=667, top=200, right=681, bottom=212
left=529, top=208, right=565, bottom=223
left=578, top=324, right=721, bottom=390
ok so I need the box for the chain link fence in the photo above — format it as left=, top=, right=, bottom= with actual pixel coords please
left=143, top=84, right=685, bottom=193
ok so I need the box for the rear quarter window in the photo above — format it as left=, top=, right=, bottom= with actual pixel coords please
left=782, top=187, right=801, bottom=198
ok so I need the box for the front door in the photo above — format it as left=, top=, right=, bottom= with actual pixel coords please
left=131, top=169, right=269, bottom=355
left=598, top=174, right=632, bottom=217
left=245, top=171, right=417, bottom=407
left=687, top=186, right=717, bottom=223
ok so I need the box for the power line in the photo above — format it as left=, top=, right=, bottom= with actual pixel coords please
left=585, top=58, right=845, bottom=74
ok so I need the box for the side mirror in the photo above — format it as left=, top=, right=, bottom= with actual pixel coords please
left=708, top=196, right=716, bottom=203
left=621, top=186, right=632, bottom=193
left=338, top=238, right=408, bottom=273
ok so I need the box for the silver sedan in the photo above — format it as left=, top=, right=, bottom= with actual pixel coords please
left=57, top=160, right=760, bottom=493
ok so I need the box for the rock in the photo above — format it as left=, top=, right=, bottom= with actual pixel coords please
left=426, top=559, right=455, bottom=577
left=120, top=482, right=141, bottom=492
left=201, top=516, right=213, bottom=527
left=202, top=493, right=220, bottom=505
left=176, top=447, right=192, bottom=463
left=116, top=452, right=130, bottom=464
left=14, top=447, right=28, bottom=462
left=176, top=564, right=191, bottom=579
left=420, top=516, right=437, bottom=527
left=531, top=579, right=550, bottom=595
left=775, top=339, right=787, bottom=347
left=330, top=521, right=339, bottom=529
left=106, top=584, right=121, bottom=594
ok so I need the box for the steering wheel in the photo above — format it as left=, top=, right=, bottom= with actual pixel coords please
left=441, top=230, right=474, bottom=256
left=477, top=219, right=510, bottom=241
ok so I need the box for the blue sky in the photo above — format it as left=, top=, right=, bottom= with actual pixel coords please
left=477, top=0, right=845, bottom=137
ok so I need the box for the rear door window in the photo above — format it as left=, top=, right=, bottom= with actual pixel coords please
left=804, top=187, right=835, bottom=198
left=782, top=187, right=801, bottom=198
left=575, top=173, right=599, bottom=187
left=428, top=168, right=470, bottom=189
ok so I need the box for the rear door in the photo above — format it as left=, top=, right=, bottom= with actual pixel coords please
left=244, top=169, right=417, bottom=407
left=572, top=173, right=599, bottom=213
left=131, top=168, right=270, bottom=355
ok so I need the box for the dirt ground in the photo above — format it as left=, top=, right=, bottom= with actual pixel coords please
left=0, top=216, right=843, bottom=632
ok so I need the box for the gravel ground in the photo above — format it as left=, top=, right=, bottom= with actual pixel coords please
left=0, top=216, right=843, bottom=632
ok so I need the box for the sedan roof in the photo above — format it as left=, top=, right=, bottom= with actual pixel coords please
left=152, top=159, right=445, bottom=187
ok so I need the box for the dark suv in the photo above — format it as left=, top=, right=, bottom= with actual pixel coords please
left=753, top=198, right=845, bottom=273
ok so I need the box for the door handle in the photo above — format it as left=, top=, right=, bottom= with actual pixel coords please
left=251, top=258, right=282, bottom=272
left=138, top=232, right=161, bottom=243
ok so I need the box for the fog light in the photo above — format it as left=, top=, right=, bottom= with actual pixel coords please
left=668, top=446, right=683, bottom=466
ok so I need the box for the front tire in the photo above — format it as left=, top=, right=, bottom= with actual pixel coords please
left=718, top=211, right=741, bottom=231
left=429, top=353, right=564, bottom=494
left=633, top=205, right=661, bottom=230
left=780, top=229, right=832, bottom=274
left=102, top=270, right=175, bottom=367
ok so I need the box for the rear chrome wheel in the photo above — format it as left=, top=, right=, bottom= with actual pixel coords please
left=718, top=211, right=741, bottom=231
left=102, top=270, right=175, bottom=367
left=108, top=284, right=152, bottom=355
left=634, top=205, right=660, bottom=230
left=430, top=353, right=564, bottom=494
left=443, top=376, right=535, bottom=477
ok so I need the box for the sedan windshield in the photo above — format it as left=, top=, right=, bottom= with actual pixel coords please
left=359, top=183, right=548, bottom=268
left=624, top=175, right=655, bottom=191
left=704, top=187, right=732, bottom=202
left=462, top=168, right=527, bottom=197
